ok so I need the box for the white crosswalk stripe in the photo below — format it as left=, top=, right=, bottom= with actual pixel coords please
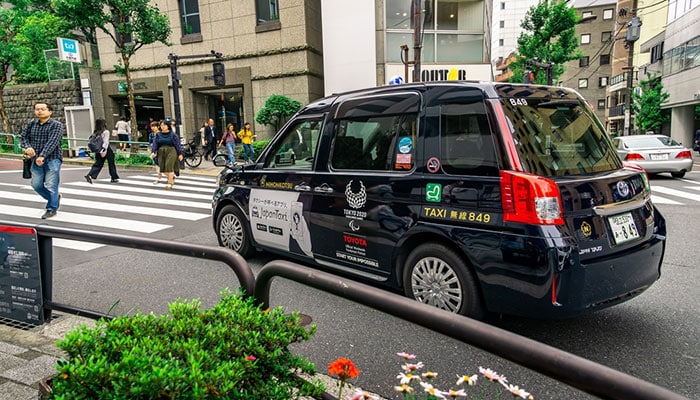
left=650, top=180, right=700, bottom=206
left=0, top=173, right=216, bottom=251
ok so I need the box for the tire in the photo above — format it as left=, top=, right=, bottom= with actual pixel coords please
left=184, top=151, right=202, bottom=168
left=403, top=243, right=484, bottom=319
left=212, top=153, right=229, bottom=166
left=216, top=205, right=254, bottom=257
left=671, top=171, right=685, bottom=178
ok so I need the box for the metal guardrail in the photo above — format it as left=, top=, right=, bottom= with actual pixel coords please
left=1, top=222, right=688, bottom=400
left=255, top=261, right=688, bottom=400
left=31, top=224, right=255, bottom=320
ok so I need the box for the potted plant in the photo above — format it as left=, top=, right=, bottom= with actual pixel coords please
left=45, top=289, right=326, bottom=399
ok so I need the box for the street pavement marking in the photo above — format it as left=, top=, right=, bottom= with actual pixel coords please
left=0, top=191, right=209, bottom=220
left=65, top=181, right=212, bottom=200
left=12, top=185, right=211, bottom=210
left=108, top=178, right=215, bottom=193
left=129, top=175, right=218, bottom=187
left=0, top=204, right=171, bottom=233
left=53, top=238, right=104, bottom=251
left=650, top=194, right=683, bottom=205
left=683, top=186, right=700, bottom=192
left=651, top=186, right=700, bottom=202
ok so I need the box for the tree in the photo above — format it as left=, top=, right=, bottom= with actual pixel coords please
left=631, top=72, right=670, bottom=134
left=13, top=13, right=74, bottom=83
left=0, top=7, right=23, bottom=133
left=52, top=0, right=171, bottom=140
left=510, top=0, right=583, bottom=85
left=255, top=95, right=302, bottom=133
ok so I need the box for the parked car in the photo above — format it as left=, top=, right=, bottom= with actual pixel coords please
left=212, top=82, right=666, bottom=320
left=612, top=134, right=693, bottom=178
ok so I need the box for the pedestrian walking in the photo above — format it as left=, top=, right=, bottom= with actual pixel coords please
left=84, top=118, right=120, bottom=184
left=203, top=118, right=217, bottom=161
left=221, top=123, right=238, bottom=165
left=238, top=122, right=256, bottom=164
left=150, top=120, right=183, bottom=190
left=19, top=102, right=64, bottom=219
left=115, top=116, right=129, bottom=151
left=149, top=120, right=164, bottom=184
left=694, top=128, right=700, bottom=155
left=197, top=120, right=207, bottom=149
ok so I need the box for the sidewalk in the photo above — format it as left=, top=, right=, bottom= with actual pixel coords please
left=0, top=313, right=96, bottom=400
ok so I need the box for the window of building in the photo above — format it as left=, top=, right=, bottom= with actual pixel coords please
left=600, top=54, right=610, bottom=65
left=256, top=0, right=280, bottom=24
left=112, top=14, right=133, bottom=45
left=601, top=31, right=612, bottom=42
left=499, top=20, right=505, bottom=28
left=599, top=76, right=608, bottom=87
left=597, top=99, right=606, bottom=110
left=579, top=56, right=589, bottom=67
left=581, top=34, right=591, bottom=44
left=650, top=42, right=664, bottom=63
left=498, top=39, right=504, bottom=47
left=582, top=11, right=593, bottom=18
left=500, top=2, right=505, bottom=10
left=603, top=9, right=613, bottom=20
left=179, top=0, right=201, bottom=36
left=578, top=79, right=588, bottom=88
left=386, top=0, right=485, bottom=63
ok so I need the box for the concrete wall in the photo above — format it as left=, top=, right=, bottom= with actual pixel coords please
left=3, top=81, right=82, bottom=134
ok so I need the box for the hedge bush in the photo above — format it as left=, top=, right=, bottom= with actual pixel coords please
left=50, top=290, right=325, bottom=399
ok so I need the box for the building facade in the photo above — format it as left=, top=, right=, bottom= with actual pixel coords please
left=490, top=0, right=539, bottom=70
left=640, top=0, right=699, bottom=145
left=90, top=0, right=323, bottom=140
left=322, top=0, right=494, bottom=96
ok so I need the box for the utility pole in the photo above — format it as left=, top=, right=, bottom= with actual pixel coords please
left=624, top=0, right=641, bottom=136
left=412, top=0, right=422, bottom=82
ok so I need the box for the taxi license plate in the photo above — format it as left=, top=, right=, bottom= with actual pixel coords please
left=650, top=153, right=668, bottom=160
left=608, top=212, right=640, bottom=244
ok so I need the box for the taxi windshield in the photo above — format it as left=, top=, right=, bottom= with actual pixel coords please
left=500, top=98, right=621, bottom=176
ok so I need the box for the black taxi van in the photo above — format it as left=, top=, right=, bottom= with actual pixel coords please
left=212, top=82, right=666, bottom=320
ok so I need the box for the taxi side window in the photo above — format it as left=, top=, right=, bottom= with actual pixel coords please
left=264, top=119, right=322, bottom=169
left=441, top=103, right=499, bottom=176
left=331, top=93, right=420, bottom=171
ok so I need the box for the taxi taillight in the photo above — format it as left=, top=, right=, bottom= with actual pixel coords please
left=500, top=170, right=564, bottom=225
left=625, top=153, right=644, bottom=161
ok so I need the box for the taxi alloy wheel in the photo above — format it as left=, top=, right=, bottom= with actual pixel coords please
left=216, top=205, right=253, bottom=257
left=403, top=243, right=483, bottom=319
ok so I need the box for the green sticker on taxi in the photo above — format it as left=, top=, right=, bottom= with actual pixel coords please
left=425, top=183, right=442, bottom=202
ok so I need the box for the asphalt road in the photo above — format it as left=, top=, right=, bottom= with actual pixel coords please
left=1, top=162, right=698, bottom=399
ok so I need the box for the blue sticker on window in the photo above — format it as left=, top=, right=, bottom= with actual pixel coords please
left=398, top=137, right=413, bottom=154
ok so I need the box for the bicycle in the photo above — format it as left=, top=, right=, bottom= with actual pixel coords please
left=182, top=137, right=203, bottom=168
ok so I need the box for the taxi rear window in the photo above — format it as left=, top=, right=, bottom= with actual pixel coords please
left=500, top=98, right=621, bottom=176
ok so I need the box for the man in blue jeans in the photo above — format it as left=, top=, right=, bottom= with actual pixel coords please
left=20, top=102, right=65, bottom=219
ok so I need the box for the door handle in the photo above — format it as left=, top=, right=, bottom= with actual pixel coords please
left=313, top=183, right=334, bottom=193
left=294, top=183, right=311, bottom=192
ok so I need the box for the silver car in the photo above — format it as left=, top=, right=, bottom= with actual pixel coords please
left=613, top=134, right=694, bottom=178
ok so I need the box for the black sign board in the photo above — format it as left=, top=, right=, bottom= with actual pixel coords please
left=0, top=225, right=44, bottom=324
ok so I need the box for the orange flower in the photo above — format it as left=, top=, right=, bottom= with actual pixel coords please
left=328, top=357, right=360, bottom=381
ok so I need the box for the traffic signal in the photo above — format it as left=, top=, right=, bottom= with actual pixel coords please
left=213, top=62, right=225, bottom=87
